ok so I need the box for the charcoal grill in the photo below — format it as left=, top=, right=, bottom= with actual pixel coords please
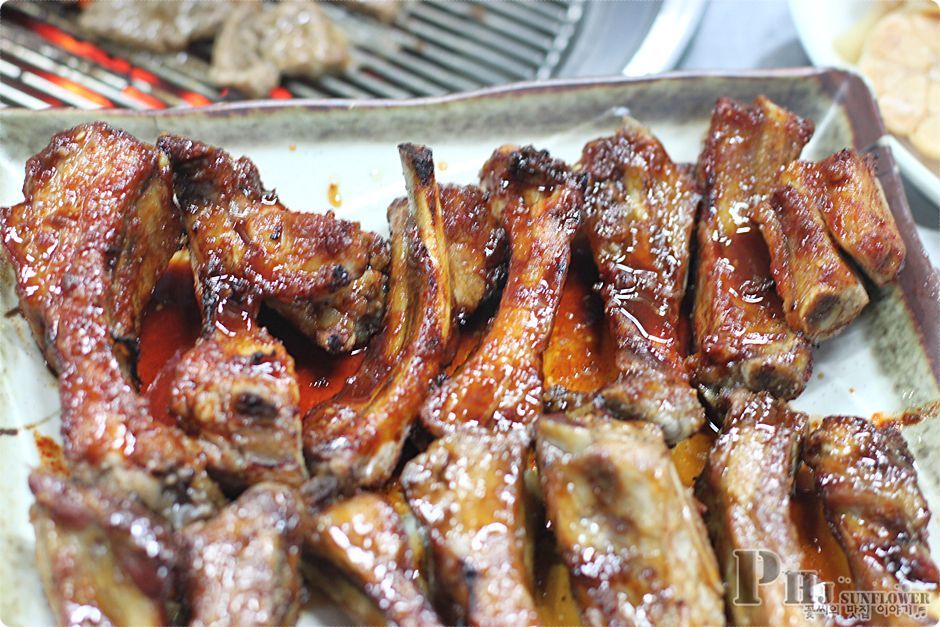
left=0, top=0, right=703, bottom=108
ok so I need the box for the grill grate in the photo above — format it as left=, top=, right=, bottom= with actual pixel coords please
left=0, top=0, right=586, bottom=109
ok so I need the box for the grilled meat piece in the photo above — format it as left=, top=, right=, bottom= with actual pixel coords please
left=346, top=0, right=404, bottom=22
left=421, top=146, right=583, bottom=436
left=536, top=412, right=724, bottom=626
left=305, top=492, right=441, bottom=626
left=693, top=96, right=813, bottom=401
left=789, top=150, right=906, bottom=286
left=581, top=122, right=704, bottom=443
left=440, top=184, right=508, bottom=321
left=303, top=144, right=454, bottom=497
left=401, top=432, right=538, bottom=626
left=752, top=178, right=869, bottom=341
left=180, top=483, right=304, bottom=627
left=29, top=471, right=180, bottom=626
left=210, top=0, right=349, bottom=98
left=696, top=390, right=817, bottom=626
left=170, top=323, right=307, bottom=492
left=804, top=415, right=939, bottom=622
left=0, top=123, right=208, bottom=490
left=79, top=0, right=230, bottom=53
left=158, top=134, right=388, bottom=353
left=2, top=122, right=181, bottom=383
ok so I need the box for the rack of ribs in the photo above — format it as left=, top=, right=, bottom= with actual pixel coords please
left=696, top=390, right=820, bottom=626
left=401, top=431, right=538, bottom=625
left=302, top=144, right=455, bottom=498
left=421, top=145, right=583, bottom=435
left=804, top=416, right=939, bottom=625
left=580, top=122, right=704, bottom=443
left=692, top=96, right=814, bottom=403
left=157, top=134, right=389, bottom=354
left=535, top=412, right=724, bottom=625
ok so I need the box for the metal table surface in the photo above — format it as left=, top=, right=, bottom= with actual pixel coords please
left=676, top=0, right=940, bottom=270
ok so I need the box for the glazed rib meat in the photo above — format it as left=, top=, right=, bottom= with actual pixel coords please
left=752, top=170, right=869, bottom=341
left=2, top=122, right=181, bottom=384
left=580, top=122, right=704, bottom=443
left=401, top=432, right=538, bottom=626
left=157, top=134, right=388, bottom=353
left=440, top=184, right=508, bottom=321
left=535, top=412, right=724, bottom=626
left=180, top=483, right=304, bottom=627
left=421, top=146, right=583, bottom=436
left=29, top=472, right=181, bottom=626
left=788, top=149, right=906, bottom=286
left=0, top=123, right=208, bottom=485
left=305, top=492, right=441, bottom=626
left=170, top=322, right=308, bottom=492
left=693, top=96, right=813, bottom=401
left=79, top=0, right=230, bottom=53
left=303, top=144, right=454, bottom=497
left=804, top=415, right=939, bottom=621
left=696, top=390, right=818, bottom=626
left=210, top=0, right=349, bottom=98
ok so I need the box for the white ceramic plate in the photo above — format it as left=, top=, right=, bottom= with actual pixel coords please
left=1, top=71, right=939, bottom=625
left=789, top=0, right=940, bottom=206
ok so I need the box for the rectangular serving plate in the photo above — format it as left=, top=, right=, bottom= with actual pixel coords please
left=1, top=68, right=939, bottom=626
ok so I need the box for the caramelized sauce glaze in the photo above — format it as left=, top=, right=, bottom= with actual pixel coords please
left=135, top=251, right=851, bottom=621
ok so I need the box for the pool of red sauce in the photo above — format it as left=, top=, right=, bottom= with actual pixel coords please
left=137, top=253, right=851, bottom=617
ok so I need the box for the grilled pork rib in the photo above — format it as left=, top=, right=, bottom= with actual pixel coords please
left=804, top=416, right=939, bottom=625
left=752, top=178, right=869, bottom=342
left=29, top=472, right=182, bottom=626
left=536, top=412, right=724, bottom=625
left=170, top=322, right=308, bottom=491
left=580, top=123, right=704, bottom=443
left=303, top=144, right=454, bottom=497
left=785, top=150, right=906, bottom=286
left=180, top=483, right=304, bottom=627
left=157, top=134, right=388, bottom=353
left=697, top=390, right=819, bottom=626
left=692, top=96, right=813, bottom=402
left=305, top=492, right=442, bottom=626
left=401, top=432, right=539, bottom=626
left=421, top=145, right=583, bottom=435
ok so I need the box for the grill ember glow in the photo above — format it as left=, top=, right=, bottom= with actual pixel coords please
left=0, top=0, right=583, bottom=108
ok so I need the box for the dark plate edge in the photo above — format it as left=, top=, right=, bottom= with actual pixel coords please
left=0, top=67, right=864, bottom=118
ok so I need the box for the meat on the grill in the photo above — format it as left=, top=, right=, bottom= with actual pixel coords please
left=210, top=0, right=350, bottom=98
left=696, top=390, right=819, bottom=626
left=346, top=0, right=404, bottom=22
left=580, top=122, right=704, bottom=444
left=79, top=0, right=231, bottom=53
left=303, top=145, right=455, bottom=498
left=401, top=431, right=539, bottom=626
left=421, top=145, right=583, bottom=436
left=180, top=483, right=304, bottom=627
left=692, top=96, right=814, bottom=404
left=305, top=492, right=441, bottom=626
left=535, top=412, right=724, bottom=626
left=157, top=134, right=388, bottom=354
left=28, top=471, right=181, bottom=626
left=804, top=415, right=939, bottom=625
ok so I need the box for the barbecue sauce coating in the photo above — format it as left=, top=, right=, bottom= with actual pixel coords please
left=692, top=96, right=814, bottom=402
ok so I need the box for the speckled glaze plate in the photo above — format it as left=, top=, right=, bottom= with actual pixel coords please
left=1, top=69, right=939, bottom=626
